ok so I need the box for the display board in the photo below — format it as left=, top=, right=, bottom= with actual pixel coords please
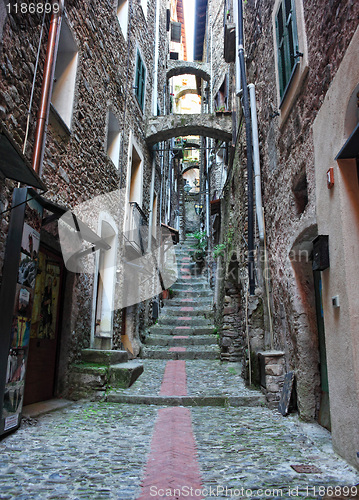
left=0, top=188, right=43, bottom=434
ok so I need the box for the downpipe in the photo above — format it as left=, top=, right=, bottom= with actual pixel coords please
left=237, top=0, right=255, bottom=295
left=248, top=83, right=264, bottom=242
left=32, top=0, right=64, bottom=175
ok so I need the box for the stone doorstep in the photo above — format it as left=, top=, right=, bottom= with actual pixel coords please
left=106, top=394, right=266, bottom=407
left=81, top=348, right=128, bottom=365
left=22, top=399, right=74, bottom=419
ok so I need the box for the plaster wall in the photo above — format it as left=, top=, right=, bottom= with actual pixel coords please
left=312, top=26, right=359, bottom=469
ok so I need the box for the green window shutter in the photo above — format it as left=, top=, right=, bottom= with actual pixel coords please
left=275, top=0, right=299, bottom=100
left=135, top=51, right=146, bottom=110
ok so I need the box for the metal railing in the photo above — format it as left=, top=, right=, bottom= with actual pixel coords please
left=126, top=201, right=148, bottom=255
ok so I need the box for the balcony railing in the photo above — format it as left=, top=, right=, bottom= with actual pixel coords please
left=126, top=202, right=148, bottom=255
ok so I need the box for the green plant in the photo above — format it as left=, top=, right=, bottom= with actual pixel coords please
left=213, top=243, right=226, bottom=259
left=191, top=231, right=207, bottom=262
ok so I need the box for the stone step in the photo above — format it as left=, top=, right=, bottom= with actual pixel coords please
left=68, top=359, right=144, bottom=399
left=145, top=334, right=217, bottom=346
left=175, top=276, right=208, bottom=283
left=109, top=360, right=144, bottom=388
left=142, top=345, right=220, bottom=360
left=162, top=297, right=213, bottom=307
left=81, top=349, right=128, bottom=365
left=172, top=289, right=213, bottom=298
left=160, top=306, right=213, bottom=317
left=149, top=325, right=216, bottom=335
left=171, top=282, right=211, bottom=291
left=106, top=394, right=266, bottom=407
left=158, top=315, right=213, bottom=326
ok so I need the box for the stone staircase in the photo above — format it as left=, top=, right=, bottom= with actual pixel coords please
left=142, top=237, right=220, bottom=361
left=68, top=348, right=143, bottom=400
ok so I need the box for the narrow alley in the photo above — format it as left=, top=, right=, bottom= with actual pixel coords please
left=0, top=0, right=359, bottom=498
left=1, top=239, right=359, bottom=499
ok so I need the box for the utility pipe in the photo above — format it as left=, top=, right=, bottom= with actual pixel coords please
left=233, top=0, right=242, bottom=96
left=237, top=0, right=255, bottom=295
left=152, top=0, right=160, bottom=115
left=32, top=0, right=64, bottom=175
left=248, top=83, right=264, bottom=241
left=148, top=159, right=156, bottom=252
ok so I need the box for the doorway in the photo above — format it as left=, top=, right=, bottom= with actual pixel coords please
left=94, top=220, right=117, bottom=350
left=313, top=271, right=331, bottom=430
left=24, top=246, right=64, bottom=405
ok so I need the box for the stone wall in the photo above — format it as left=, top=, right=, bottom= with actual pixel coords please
left=206, top=0, right=359, bottom=421
left=0, top=0, right=169, bottom=396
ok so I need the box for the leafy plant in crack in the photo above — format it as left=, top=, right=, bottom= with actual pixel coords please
left=191, top=230, right=207, bottom=262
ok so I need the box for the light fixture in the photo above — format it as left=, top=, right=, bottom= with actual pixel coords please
left=194, top=203, right=203, bottom=215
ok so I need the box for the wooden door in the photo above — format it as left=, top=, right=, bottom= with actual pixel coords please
left=23, top=247, right=64, bottom=405
left=313, top=271, right=331, bottom=430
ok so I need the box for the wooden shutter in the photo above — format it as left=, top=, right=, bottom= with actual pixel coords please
left=275, top=0, right=299, bottom=100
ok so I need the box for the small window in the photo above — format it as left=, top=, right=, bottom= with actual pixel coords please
left=51, top=21, right=78, bottom=129
left=275, top=0, right=299, bottom=101
left=117, top=0, right=129, bottom=39
left=106, top=111, right=121, bottom=169
left=135, top=51, right=146, bottom=111
left=171, top=22, right=182, bottom=43
left=292, top=170, right=308, bottom=215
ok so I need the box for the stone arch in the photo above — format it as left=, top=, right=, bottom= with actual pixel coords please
left=175, top=88, right=200, bottom=101
left=146, top=114, right=232, bottom=145
left=166, top=60, right=210, bottom=81
left=287, top=222, right=322, bottom=422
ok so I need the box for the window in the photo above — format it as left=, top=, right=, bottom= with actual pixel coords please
left=106, top=111, right=121, bottom=168
left=272, top=0, right=308, bottom=123
left=117, top=0, right=128, bottom=39
left=275, top=0, right=299, bottom=101
left=51, top=21, right=78, bottom=129
left=135, top=51, right=146, bottom=111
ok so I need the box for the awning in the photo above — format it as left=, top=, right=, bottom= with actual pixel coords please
left=0, top=124, right=46, bottom=190
left=335, top=122, right=359, bottom=160
left=28, top=188, right=111, bottom=254
left=161, top=223, right=179, bottom=244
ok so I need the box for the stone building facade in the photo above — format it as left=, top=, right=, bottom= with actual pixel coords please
left=195, top=0, right=359, bottom=469
left=0, top=0, right=174, bottom=428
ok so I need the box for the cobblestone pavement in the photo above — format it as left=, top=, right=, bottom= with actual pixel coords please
left=1, top=240, right=358, bottom=499
left=0, top=401, right=358, bottom=499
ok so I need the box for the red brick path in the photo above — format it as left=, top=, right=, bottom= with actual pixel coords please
left=137, top=407, right=204, bottom=499
left=159, top=360, right=187, bottom=396
left=137, top=356, right=204, bottom=499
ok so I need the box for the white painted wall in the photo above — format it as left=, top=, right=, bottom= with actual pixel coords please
left=313, top=26, right=359, bottom=469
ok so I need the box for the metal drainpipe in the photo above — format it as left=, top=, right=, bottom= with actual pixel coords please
left=152, top=0, right=160, bottom=115
left=248, top=83, right=264, bottom=241
left=32, top=0, right=64, bottom=175
left=233, top=0, right=242, bottom=95
left=237, top=0, right=255, bottom=295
